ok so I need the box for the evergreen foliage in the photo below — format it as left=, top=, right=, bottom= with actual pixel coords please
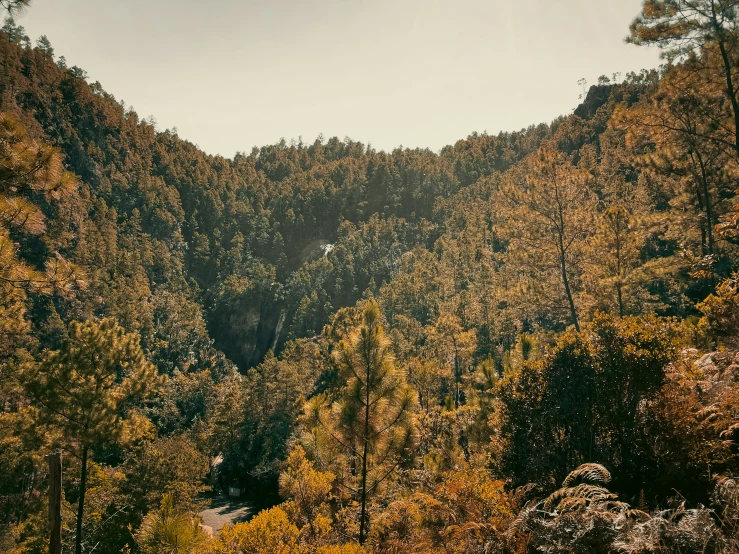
left=5, top=1, right=739, bottom=552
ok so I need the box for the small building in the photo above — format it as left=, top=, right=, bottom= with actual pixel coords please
left=228, top=485, right=245, bottom=498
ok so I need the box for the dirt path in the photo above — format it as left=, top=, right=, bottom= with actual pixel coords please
left=199, top=496, right=252, bottom=535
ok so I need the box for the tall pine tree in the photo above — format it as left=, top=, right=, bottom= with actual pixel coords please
left=304, top=302, right=416, bottom=545
left=26, top=318, right=161, bottom=554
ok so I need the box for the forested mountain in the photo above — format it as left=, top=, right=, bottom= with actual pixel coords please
left=4, top=1, right=739, bottom=553
left=0, top=12, right=556, bottom=371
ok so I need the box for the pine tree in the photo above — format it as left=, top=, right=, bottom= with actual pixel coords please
left=305, top=302, right=416, bottom=545
left=500, top=147, right=596, bottom=331
left=0, top=112, right=80, bottom=295
left=584, top=205, right=650, bottom=316
left=25, top=318, right=161, bottom=554
left=35, top=35, right=53, bottom=58
left=628, top=0, right=739, bottom=160
left=425, top=313, right=477, bottom=409
left=135, top=493, right=208, bottom=554
left=614, top=64, right=739, bottom=267
left=0, top=1, right=30, bottom=15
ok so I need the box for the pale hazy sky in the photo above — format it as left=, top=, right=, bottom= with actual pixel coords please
left=14, top=0, right=661, bottom=157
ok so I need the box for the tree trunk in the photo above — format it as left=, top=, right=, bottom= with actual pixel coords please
left=615, top=218, right=625, bottom=318
left=47, top=452, right=62, bottom=554
left=452, top=336, right=461, bottom=409
left=717, top=38, right=739, bottom=161
left=695, top=150, right=715, bottom=256
left=562, top=259, right=580, bottom=332
left=705, top=191, right=715, bottom=257
left=75, top=445, right=89, bottom=554
left=358, top=362, right=371, bottom=545
left=558, top=235, right=580, bottom=332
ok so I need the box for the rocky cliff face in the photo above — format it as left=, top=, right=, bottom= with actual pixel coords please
left=243, top=238, right=335, bottom=367
left=574, top=84, right=613, bottom=120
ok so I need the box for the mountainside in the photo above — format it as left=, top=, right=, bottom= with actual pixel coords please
left=5, top=3, right=739, bottom=553
left=0, top=18, right=558, bottom=370
left=0, top=19, right=663, bottom=373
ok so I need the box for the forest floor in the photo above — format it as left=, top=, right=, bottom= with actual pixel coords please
left=198, top=496, right=252, bottom=535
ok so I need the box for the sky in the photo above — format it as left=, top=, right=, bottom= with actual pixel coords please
left=14, top=0, right=662, bottom=158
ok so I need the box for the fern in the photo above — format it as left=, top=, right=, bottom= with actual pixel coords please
left=562, top=463, right=611, bottom=487
left=505, top=501, right=540, bottom=536
left=543, top=484, right=614, bottom=512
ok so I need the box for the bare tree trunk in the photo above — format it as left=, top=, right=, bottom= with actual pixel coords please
left=75, top=445, right=89, bottom=554
left=695, top=149, right=716, bottom=255
left=452, top=336, right=461, bottom=409
left=359, top=359, right=371, bottom=545
left=614, top=216, right=625, bottom=317
left=717, top=38, right=739, bottom=161
left=616, top=282, right=624, bottom=318
left=558, top=236, right=580, bottom=332
left=47, top=452, right=62, bottom=554
left=561, top=256, right=580, bottom=332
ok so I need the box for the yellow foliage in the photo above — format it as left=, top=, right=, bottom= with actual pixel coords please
left=315, top=544, right=364, bottom=554
left=215, top=506, right=301, bottom=554
left=698, top=274, right=739, bottom=342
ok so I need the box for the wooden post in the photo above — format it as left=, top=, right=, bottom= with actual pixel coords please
left=47, top=452, right=62, bottom=554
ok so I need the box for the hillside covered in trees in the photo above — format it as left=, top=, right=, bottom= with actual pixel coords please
left=4, top=1, right=739, bottom=553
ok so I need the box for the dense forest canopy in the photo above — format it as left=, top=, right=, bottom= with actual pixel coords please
left=4, top=1, right=739, bottom=553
